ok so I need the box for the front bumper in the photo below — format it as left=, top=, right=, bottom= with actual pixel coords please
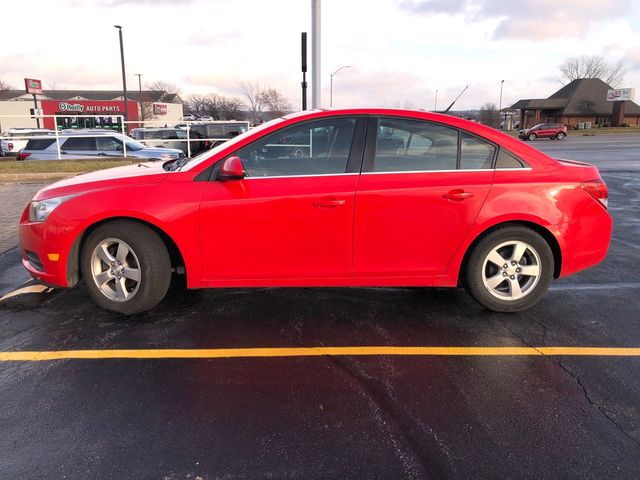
left=19, top=208, right=78, bottom=288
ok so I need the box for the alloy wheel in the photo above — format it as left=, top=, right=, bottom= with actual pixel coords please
left=481, top=240, right=541, bottom=301
left=90, top=238, right=142, bottom=302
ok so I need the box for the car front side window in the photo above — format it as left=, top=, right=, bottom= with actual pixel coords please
left=232, top=117, right=357, bottom=177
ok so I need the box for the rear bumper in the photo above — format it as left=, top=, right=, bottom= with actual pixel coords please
left=556, top=208, right=612, bottom=278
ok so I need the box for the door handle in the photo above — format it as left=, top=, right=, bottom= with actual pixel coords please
left=443, top=190, right=474, bottom=201
left=312, top=198, right=346, bottom=208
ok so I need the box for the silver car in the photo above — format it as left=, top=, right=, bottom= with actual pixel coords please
left=18, top=132, right=184, bottom=161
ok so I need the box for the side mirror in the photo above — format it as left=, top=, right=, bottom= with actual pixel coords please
left=218, top=156, right=246, bottom=181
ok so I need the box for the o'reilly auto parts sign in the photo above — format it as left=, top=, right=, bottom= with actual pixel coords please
left=24, top=78, right=43, bottom=95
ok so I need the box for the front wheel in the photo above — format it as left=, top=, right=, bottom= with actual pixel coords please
left=527, top=133, right=537, bottom=141
left=463, top=226, right=554, bottom=312
left=81, top=220, right=172, bottom=314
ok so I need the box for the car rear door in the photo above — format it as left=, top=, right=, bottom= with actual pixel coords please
left=199, top=116, right=366, bottom=281
left=60, top=136, right=98, bottom=158
left=353, top=116, right=495, bottom=278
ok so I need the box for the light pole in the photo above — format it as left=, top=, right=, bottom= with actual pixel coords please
left=114, top=25, right=129, bottom=127
left=434, top=89, right=438, bottom=111
left=330, top=65, right=350, bottom=107
left=134, top=73, right=143, bottom=122
left=498, top=79, right=504, bottom=129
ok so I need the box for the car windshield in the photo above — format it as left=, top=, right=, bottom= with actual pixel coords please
left=179, top=118, right=285, bottom=171
left=531, top=124, right=545, bottom=129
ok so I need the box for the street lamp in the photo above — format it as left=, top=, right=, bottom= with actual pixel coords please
left=330, top=65, right=350, bottom=107
left=134, top=73, right=143, bottom=122
left=498, top=79, right=505, bottom=129
left=114, top=25, right=129, bottom=127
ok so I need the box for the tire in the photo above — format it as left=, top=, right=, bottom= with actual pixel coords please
left=556, top=132, right=566, bottom=140
left=463, top=225, right=554, bottom=312
left=527, top=133, right=537, bottom=141
left=81, top=220, right=172, bottom=314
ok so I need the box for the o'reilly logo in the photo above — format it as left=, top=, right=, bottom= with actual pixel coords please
left=59, top=102, right=85, bottom=112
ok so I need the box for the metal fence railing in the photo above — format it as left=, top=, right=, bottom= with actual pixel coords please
left=0, top=115, right=250, bottom=160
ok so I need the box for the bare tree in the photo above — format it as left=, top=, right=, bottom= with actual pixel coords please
left=186, top=94, right=209, bottom=116
left=239, top=80, right=263, bottom=124
left=0, top=79, right=12, bottom=91
left=260, top=88, right=292, bottom=117
left=149, top=80, right=182, bottom=94
left=185, top=93, right=244, bottom=120
left=559, top=55, right=625, bottom=87
left=479, top=102, right=500, bottom=128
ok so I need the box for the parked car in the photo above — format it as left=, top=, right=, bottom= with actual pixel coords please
left=188, top=121, right=250, bottom=154
left=17, top=132, right=184, bottom=161
left=130, top=127, right=189, bottom=155
left=198, top=115, right=214, bottom=121
left=19, top=108, right=611, bottom=315
left=1, top=128, right=57, bottom=156
left=182, top=114, right=197, bottom=121
left=518, top=123, right=567, bottom=141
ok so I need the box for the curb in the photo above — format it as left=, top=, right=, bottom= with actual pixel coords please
left=0, top=172, right=81, bottom=183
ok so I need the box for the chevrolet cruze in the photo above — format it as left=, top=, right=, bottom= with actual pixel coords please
left=19, top=109, right=612, bottom=314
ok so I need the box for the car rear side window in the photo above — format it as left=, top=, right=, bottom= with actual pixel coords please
left=495, top=148, right=530, bottom=169
left=233, top=117, right=357, bottom=177
left=371, top=118, right=458, bottom=172
left=25, top=138, right=56, bottom=150
left=63, top=137, right=95, bottom=151
left=460, top=132, right=496, bottom=170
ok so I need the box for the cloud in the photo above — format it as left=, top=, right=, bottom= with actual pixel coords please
left=399, top=0, right=632, bottom=40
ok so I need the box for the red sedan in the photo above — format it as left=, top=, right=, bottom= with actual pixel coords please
left=19, top=109, right=611, bottom=314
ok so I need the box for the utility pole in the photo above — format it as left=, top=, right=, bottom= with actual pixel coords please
left=311, top=0, right=321, bottom=108
left=301, top=32, right=308, bottom=110
left=134, top=73, right=143, bottom=122
left=114, top=25, right=129, bottom=127
left=498, top=79, right=504, bottom=128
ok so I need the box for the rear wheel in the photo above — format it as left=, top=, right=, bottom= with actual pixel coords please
left=556, top=132, right=566, bottom=140
left=463, top=226, right=554, bottom=312
left=528, top=133, right=537, bottom=141
left=81, top=220, right=171, bottom=314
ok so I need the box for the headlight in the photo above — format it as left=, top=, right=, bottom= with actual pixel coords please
left=29, top=195, right=76, bottom=222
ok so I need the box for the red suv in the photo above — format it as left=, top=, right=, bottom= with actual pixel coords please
left=518, top=123, right=567, bottom=141
left=19, top=109, right=610, bottom=314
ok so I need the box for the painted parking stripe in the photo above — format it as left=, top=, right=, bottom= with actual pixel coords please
left=1, top=346, right=640, bottom=362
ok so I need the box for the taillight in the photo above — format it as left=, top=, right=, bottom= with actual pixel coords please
left=17, top=153, right=31, bottom=161
left=581, top=179, right=608, bottom=209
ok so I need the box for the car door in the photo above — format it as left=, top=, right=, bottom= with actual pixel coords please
left=353, top=116, right=495, bottom=278
left=96, top=136, right=126, bottom=157
left=199, top=116, right=366, bottom=281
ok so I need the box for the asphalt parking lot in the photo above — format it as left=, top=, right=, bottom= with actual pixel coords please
left=0, top=135, right=639, bottom=479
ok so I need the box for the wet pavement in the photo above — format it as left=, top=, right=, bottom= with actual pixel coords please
left=0, top=136, right=639, bottom=479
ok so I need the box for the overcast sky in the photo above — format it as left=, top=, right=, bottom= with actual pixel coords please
left=3, top=0, right=640, bottom=110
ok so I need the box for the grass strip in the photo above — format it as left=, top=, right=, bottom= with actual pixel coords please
left=0, top=158, right=136, bottom=174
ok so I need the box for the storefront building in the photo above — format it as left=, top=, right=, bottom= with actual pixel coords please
left=0, top=90, right=183, bottom=132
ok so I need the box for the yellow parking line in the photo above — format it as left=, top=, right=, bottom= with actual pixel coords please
left=0, top=346, right=640, bottom=362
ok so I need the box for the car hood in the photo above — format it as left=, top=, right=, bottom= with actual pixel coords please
left=33, top=162, right=169, bottom=200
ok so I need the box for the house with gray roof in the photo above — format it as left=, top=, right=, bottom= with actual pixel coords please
left=511, top=78, right=640, bottom=129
